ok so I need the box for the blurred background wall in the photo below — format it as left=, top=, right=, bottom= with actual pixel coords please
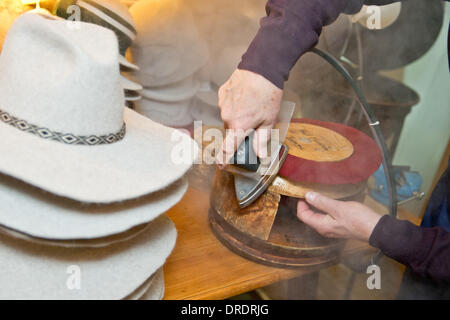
left=392, top=3, right=449, bottom=216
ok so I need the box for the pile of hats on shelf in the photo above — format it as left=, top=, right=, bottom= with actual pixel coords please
left=129, top=0, right=220, bottom=128
left=56, top=0, right=143, bottom=108
left=0, top=13, right=196, bottom=299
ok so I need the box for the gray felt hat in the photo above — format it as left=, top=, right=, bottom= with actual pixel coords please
left=0, top=214, right=176, bottom=300
left=0, top=173, right=187, bottom=241
left=0, top=14, right=197, bottom=203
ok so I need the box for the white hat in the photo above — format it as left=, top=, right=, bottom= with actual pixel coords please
left=56, top=0, right=140, bottom=70
left=0, top=173, right=187, bottom=240
left=130, top=0, right=209, bottom=87
left=0, top=214, right=176, bottom=300
left=0, top=14, right=197, bottom=203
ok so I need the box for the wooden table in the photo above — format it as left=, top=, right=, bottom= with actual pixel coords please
left=163, top=186, right=420, bottom=300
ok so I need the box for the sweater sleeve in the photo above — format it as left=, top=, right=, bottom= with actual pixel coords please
left=369, top=215, right=450, bottom=283
left=238, top=0, right=361, bottom=88
left=238, top=0, right=404, bottom=88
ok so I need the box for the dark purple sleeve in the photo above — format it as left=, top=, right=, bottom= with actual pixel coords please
left=238, top=0, right=362, bottom=88
left=369, top=215, right=450, bottom=283
left=238, top=0, right=404, bottom=88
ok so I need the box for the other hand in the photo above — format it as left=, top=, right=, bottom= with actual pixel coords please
left=297, top=192, right=382, bottom=242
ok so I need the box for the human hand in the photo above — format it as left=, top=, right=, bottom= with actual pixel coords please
left=216, top=69, right=283, bottom=166
left=297, top=192, right=382, bottom=242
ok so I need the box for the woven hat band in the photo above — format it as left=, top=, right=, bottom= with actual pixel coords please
left=0, top=109, right=126, bottom=145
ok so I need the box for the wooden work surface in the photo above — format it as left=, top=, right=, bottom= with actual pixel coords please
left=163, top=186, right=420, bottom=300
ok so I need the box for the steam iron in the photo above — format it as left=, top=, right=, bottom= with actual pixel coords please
left=224, top=101, right=295, bottom=208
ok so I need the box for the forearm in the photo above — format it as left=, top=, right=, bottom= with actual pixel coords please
left=369, top=215, right=450, bottom=283
left=238, top=0, right=402, bottom=88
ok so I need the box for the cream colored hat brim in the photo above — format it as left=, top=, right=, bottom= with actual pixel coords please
left=125, top=91, right=142, bottom=102
left=124, top=269, right=157, bottom=300
left=119, top=55, right=140, bottom=71
left=0, top=222, right=148, bottom=248
left=0, top=173, right=187, bottom=240
left=124, top=267, right=164, bottom=300
left=0, top=214, right=176, bottom=300
left=140, top=268, right=165, bottom=300
left=0, top=108, right=197, bottom=203
left=121, top=75, right=143, bottom=91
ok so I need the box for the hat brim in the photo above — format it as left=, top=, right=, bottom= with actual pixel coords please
left=0, top=108, right=197, bottom=203
left=125, top=90, right=142, bottom=101
left=125, top=269, right=157, bottom=300
left=140, top=268, right=165, bottom=300
left=0, top=172, right=187, bottom=240
left=0, top=214, right=176, bottom=300
left=119, top=55, right=139, bottom=71
left=121, top=75, right=143, bottom=91
left=0, top=222, right=148, bottom=248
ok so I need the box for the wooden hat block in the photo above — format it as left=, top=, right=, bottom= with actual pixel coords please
left=209, top=169, right=348, bottom=269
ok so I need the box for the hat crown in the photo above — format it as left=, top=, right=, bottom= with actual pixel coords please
left=0, top=13, right=124, bottom=136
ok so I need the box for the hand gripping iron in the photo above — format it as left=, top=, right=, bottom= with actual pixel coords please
left=224, top=101, right=295, bottom=208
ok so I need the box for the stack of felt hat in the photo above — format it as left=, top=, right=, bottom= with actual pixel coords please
left=0, top=13, right=197, bottom=299
left=129, top=0, right=210, bottom=128
left=55, top=0, right=143, bottom=108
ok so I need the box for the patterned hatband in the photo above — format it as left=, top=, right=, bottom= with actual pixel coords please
left=0, top=109, right=126, bottom=145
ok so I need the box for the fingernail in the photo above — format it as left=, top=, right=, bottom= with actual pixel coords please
left=306, top=192, right=318, bottom=202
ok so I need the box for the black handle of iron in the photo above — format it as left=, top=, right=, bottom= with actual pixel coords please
left=232, top=132, right=260, bottom=172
